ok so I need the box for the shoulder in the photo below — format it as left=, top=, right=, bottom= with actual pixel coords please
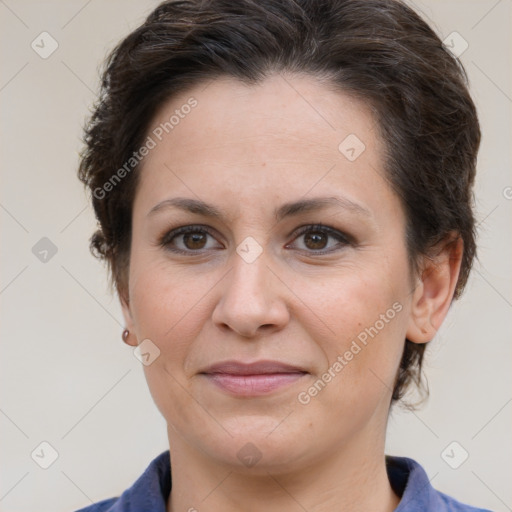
left=386, top=455, right=494, bottom=512
left=72, top=450, right=171, bottom=512
left=434, top=489, right=494, bottom=512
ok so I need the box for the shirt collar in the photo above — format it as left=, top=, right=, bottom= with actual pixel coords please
left=104, top=450, right=447, bottom=511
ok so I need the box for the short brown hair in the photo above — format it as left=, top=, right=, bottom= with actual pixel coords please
left=78, top=0, right=481, bottom=404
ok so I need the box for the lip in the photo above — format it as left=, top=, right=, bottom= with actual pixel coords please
left=200, top=360, right=308, bottom=375
left=199, top=360, right=308, bottom=397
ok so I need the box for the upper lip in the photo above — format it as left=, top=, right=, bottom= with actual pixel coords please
left=200, top=360, right=308, bottom=375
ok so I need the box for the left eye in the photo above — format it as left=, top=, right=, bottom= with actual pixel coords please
left=286, top=224, right=351, bottom=254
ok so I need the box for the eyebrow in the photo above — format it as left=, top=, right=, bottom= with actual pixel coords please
left=148, top=196, right=372, bottom=221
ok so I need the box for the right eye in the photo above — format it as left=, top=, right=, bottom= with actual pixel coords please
left=159, top=225, right=223, bottom=254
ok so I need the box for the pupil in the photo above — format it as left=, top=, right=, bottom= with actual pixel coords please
left=184, top=233, right=205, bottom=249
left=305, top=232, right=326, bottom=250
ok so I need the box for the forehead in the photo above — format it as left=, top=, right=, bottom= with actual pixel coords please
left=146, top=73, right=380, bottom=159
left=134, top=72, right=395, bottom=222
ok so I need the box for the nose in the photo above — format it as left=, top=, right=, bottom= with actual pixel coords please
left=211, top=248, right=290, bottom=338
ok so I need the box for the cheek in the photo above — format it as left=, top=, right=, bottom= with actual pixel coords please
left=130, top=255, right=204, bottom=340
left=296, top=262, right=408, bottom=405
left=128, top=269, right=190, bottom=399
left=128, top=255, right=228, bottom=384
left=128, top=260, right=211, bottom=418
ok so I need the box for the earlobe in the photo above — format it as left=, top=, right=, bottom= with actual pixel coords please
left=120, top=292, right=138, bottom=347
left=406, top=234, right=463, bottom=344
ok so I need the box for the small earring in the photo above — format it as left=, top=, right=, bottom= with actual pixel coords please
left=122, top=329, right=130, bottom=342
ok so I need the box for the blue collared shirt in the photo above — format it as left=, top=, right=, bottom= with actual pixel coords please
left=74, top=450, right=493, bottom=512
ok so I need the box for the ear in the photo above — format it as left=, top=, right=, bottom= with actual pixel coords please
left=119, top=288, right=138, bottom=347
left=406, top=233, right=464, bottom=344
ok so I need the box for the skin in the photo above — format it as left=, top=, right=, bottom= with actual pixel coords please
left=120, top=72, right=463, bottom=512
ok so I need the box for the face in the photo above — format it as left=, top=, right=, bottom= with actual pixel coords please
left=122, top=73, right=421, bottom=473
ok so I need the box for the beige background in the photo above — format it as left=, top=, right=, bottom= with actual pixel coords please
left=0, top=1, right=511, bottom=511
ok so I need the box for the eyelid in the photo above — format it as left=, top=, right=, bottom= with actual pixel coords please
left=289, top=223, right=353, bottom=244
left=159, top=224, right=223, bottom=252
left=285, top=223, right=353, bottom=254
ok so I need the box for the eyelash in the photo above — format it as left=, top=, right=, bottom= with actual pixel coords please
left=158, top=224, right=353, bottom=256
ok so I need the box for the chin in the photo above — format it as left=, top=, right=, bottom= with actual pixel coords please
left=200, top=416, right=311, bottom=473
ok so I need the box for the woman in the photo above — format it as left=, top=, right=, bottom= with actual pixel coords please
left=75, top=0, right=490, bottom=510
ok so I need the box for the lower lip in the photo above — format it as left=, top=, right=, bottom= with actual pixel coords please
left=202, top=372, right=306, bottom=396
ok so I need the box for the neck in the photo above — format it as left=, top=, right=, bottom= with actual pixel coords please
left=166, top=429, right=400, bottom=512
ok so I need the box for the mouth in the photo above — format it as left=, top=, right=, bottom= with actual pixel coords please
left=199, top=360, right=309, bottom=397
